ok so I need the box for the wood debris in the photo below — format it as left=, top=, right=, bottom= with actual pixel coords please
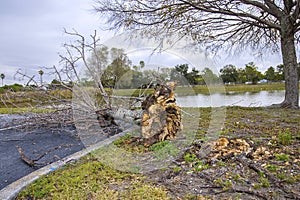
left=210, top=137, right=252, bottom=159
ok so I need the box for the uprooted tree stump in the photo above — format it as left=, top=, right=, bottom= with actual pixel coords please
left=141, top=82, right=182, bottom=146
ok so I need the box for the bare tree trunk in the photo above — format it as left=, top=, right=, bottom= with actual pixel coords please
left=279, top=19, right=299, bottom=109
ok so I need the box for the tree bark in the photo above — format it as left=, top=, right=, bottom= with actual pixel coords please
left=279, top=17, right=299, bottom=109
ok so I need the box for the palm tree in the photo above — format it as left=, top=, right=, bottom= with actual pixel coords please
left=38, top=70, right=44, bottom=86
left=0, top=73, right=5, bottom=86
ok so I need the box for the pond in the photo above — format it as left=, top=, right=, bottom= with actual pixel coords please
left=176, top=90, right=300, bottom=107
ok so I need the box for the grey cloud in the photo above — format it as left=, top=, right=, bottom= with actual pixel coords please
left=0, top=0, right=102, bottom=84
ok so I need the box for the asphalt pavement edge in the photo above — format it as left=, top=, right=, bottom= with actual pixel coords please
left=0, top=125, right=138, bottom=200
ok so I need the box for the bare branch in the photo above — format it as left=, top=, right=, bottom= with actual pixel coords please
left=14, top=69, right=38, bottom=86
left=94, top=0, right=289, bottom=53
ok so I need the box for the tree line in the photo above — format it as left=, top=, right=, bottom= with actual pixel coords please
left=82, top=47, right=300, bottom=88
left=2, top=52, right=299, bottom=93
left=219, top=62, right=300, bottom=85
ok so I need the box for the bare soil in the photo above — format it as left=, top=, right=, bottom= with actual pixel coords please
left=117, top=107, right=300, bottom=199
left=144, top=107, right=300, bottom=199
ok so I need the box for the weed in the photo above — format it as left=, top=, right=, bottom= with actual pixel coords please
left=253, top=183, right=261, bottom=189
left=194, top=161, right=210, bottom=172
left=213, top=178, right=232, bottom=191
left=152, top=143, right=180, bottom=160
left=276, top=173, right=287, bottom=180
left=173, top=166, right=181, bottom=173
left=149, top=141, right=169, bottom=151
left=232, top=174, right=241, bottom=182
left=113, top=133, right=133, bottom=146
left=213, top=178, right=223, bottom=186
left=277, top=129, right=292, bottom=145
left=184, top=153, right=198, bottom=163
left=259, top=177, right=270, bottom=187
left=275, top=153, right=290, bottom=162
left=266, top=164, right=279, bottom=172
left=223, top=180, right=233, bottom=190
left=217, top=161, right=226, bottom=167
left=258, top=171, right=265, bottom=177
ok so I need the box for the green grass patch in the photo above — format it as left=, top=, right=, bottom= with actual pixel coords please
left=184, top=153, right=198, bottom=163
left=275, top=153, right=290, bottom=162
left=110, top=82, right=292, bottom=97
left=259, top=177, right=270, bottom=187
left=152, top=142, right=181, bottom=160
left=0, top=107, right=54, bottom=114
left=16, top=154, right=170, bottom=200
left=194, top=161, right=210, bottom=172
left=113, top=133, right=134, bottom=146
left=265, top=164, right=279, bottom=172
left=149, top=141, right=170, bottom=152
left=277, top=129, right=293, bottom=145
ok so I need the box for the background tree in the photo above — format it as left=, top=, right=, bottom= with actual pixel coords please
left=276, top=64, right=285, bottom=81
left=265, top=66, right=276, bottom=82
left=58, top=29, right=111, bottom=108
left=0, top=73, right=5, bottom=86
left=86, top=46, right=109, bottom=81
left=220, top=65, right=238, bottom=84
left=95, top=0, right=300, bottom=108
left=100, top=48, right=131, bottom=88
left=172, top=64, right=189, bottom=85
left=244, top=62, right=262, bottom=84
left=200, top=67, right=220, bottom=85
left=174, top=64, right=188, bottom=77
left=187, top=67, right=201, bottom=85
left=236, top=68, right=247, bottom=84
left=38, top=70, right=44, bottom=86
left=172, top=64, right=201, bottom=85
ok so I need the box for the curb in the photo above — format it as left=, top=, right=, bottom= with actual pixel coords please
left=0, top=125, right=138, bottom=200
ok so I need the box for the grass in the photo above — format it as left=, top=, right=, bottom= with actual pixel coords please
left=0, top=82, right=297, bottom=114
left=109, top=82, right=296, bottom=97
left=0, top=90, right=72, bottom=108
left=184, top=153, right=198, bottom=163
left=0, top=107, right=54, bottom=114
left=277, top=129, right=292, bottom=145
left=275, top=153, right=290, bottom=162
left=16, top=154, right=170, bottom=200
left=13, top=105, right=300, bottom=199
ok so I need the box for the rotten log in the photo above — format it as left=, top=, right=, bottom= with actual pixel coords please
left=141, top=82, right=182, bottom=146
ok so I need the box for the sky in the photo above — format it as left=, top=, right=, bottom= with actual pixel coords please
left=0, top=0, right=284, bottom=85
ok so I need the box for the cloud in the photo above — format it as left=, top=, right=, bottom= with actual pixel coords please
left=0, top=0, right=105, bottom=85
left=0, top=0, right=287, bottom=85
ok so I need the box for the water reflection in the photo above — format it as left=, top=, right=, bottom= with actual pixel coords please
left=176, top=90, right=300, bottom=107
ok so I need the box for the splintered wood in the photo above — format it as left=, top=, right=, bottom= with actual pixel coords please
left=141, top=82, right=182, bottom=145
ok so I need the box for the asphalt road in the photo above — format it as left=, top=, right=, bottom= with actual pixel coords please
left=0, top=115, right=84, bottom=190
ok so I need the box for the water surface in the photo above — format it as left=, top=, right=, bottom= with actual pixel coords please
left=176, top=90, right=300, bottom=107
